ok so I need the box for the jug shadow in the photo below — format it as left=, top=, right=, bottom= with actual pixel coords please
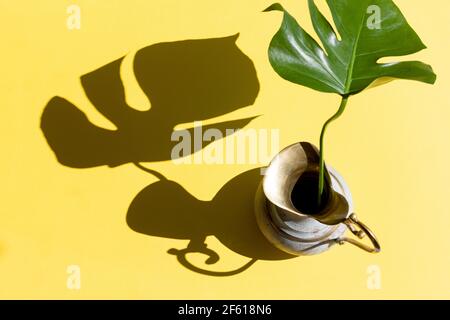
left=40, top=34, right=292, bottom=276
left=127, top=165, right=293, bottom=276
left=41, top=34, right=259, bottom=168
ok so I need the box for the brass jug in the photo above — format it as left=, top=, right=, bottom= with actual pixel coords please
left=255, top=142, right=380, bottom=255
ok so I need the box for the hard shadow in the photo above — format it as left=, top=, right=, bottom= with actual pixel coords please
left=40, top=34, right=291, bottom=276
left=127, top=166, right=293, bottom=276
left=41, top=34, right=259, bottom=168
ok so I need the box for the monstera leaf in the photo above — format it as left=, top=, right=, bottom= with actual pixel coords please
left=265, top=0, right=436, bottom=208
left=265, top=0, right=436, bottom=95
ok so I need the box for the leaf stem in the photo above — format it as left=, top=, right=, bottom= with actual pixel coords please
left=318, top=96, right=349, bottom=206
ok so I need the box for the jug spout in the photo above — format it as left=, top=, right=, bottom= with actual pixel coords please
left=263, top=142, right=350, bottom=225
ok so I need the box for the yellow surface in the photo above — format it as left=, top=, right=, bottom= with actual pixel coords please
left=1, top=0, right=449, bottom=299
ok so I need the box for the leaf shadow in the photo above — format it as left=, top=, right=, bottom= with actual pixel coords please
left=41, top=34, right=259, bottom=167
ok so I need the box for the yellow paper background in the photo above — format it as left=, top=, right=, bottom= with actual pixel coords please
left=1, top=0, right=449, bottom=299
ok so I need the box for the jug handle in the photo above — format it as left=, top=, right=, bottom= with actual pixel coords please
left=337, top=213, right=381, bottom=253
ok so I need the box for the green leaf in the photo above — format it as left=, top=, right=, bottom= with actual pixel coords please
left=265, top=0, right=436, bottom=95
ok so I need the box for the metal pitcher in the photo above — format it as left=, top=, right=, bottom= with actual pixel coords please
left=255, top=142, right=380, bottom=255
